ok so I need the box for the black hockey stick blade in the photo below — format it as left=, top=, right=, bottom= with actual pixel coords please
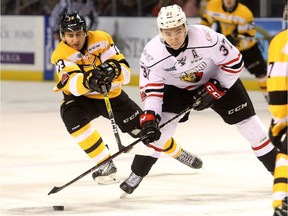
left=48, top=139, right=138, bottom=195
left=48, top=104, right=195, bottom=195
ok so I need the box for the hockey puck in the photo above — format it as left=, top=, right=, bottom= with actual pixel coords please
left=53, top=205, right=64, bottom=211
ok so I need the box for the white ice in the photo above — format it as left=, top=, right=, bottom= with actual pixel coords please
left=1, top=81, right=273, bottom=216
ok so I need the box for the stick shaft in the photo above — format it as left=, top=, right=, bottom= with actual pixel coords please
left=103, top=88, right=124, bottom=150
left=48, top=104, right=194, bottom=195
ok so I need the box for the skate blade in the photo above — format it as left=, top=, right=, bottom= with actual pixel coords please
left=120, top=192, right=128, bottom=199
left=95, top=173, right=119, bottom=185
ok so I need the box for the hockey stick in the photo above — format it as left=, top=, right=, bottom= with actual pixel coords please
left=102, top=86, right=154, bottom=156
left=48, top=104, right=194, bottom=195
left=102, top=85, right=125, bottom=150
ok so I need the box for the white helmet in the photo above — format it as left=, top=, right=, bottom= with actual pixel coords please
left=157, top=4, right=187, bottom=30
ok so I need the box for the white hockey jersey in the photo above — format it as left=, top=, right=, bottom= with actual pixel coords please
left=139, top=24, right=244, bottom=114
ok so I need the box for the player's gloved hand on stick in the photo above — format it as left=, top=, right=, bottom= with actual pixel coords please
left=85, top=59, right=121, bottom=93
left=140, top=110, right=161, bottom=145
left=193, top=78, right=227, bottom=111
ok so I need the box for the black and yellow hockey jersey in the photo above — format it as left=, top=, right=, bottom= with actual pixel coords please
left=268, top=29, right=288, bottom=209
left=202, top=0, right=257, bottom=51
left=267, top=29, right=288, bottom=136
left=51, top=30, right=131, bottom=99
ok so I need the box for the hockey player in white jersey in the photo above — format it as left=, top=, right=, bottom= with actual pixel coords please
left=120, top=4, right=278, bottom=195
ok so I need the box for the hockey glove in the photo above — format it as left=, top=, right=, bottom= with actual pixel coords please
left=85, top=59, right=121, bottom=93
left=193, top=78, right=227, bottom=111
left=269, top=119, right=287, bottom=152
left=226, top=34, right=240, bottom=46
left=140, top=110, right=161, bottom=145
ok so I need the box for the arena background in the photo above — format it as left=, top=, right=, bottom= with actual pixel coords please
left=0, top=2, right=284, bottom=90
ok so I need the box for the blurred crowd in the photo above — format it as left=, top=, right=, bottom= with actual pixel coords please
left=0, top=0, right=285, bottom=17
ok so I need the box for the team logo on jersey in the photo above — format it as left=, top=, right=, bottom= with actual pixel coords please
left=180, top=71, right=203, bottom=82
left=143, top=49, right=154, bottom=63
left=164, top=66, right=176, bottom=71
left=164, top=57, right=186, bottom=71
left=178, top=56, right=186, bottom=66
left=56, top=71, right=70, bottom=89
left=60, top=72, right=69, bottom=84
left=203, top=28, right=212, bottom=42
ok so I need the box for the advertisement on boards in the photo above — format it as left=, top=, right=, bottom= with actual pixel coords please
left=0, top=16, right=283, bottom=82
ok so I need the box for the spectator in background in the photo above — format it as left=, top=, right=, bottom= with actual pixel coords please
left=49, top=0, right=99, bottom=41
left=198, top=0, right=210, bottom=25
left=268, top=4, right=288, bottom=216
left=201, top=0, right=269, bottom=102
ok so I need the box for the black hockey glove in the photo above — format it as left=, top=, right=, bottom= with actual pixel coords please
left=85, top=59, right=121, bottom=93
left=226, top=34, right=240, bottom=46
left=193, top=78, right=227, bottom=111
left=269, top=119, right=287, bottom=152
left=140, top=110, right=161, bottom=145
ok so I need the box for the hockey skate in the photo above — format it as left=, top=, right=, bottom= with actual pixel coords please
left=273, top=197, right=288, bottom=216
left=175, top=150, right=203, bottom=169
left=92, top=160, right=119, bottom=185
left=119, top=172, right=143, bottom=198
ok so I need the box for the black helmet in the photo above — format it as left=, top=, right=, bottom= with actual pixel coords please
left=59, top=12, right=87, bottom=36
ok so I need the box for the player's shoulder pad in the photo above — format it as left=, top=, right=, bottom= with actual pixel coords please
left=187, top=25, right=218, bottom=47
left=207, top=0, right=221, bottom=9
left=140, top=35, right=167, bottom=67
left=86, top=30, right=114, bottom=46
left=237, top=3, right=254, bottom=20
left=88, top=30, right=111, bottom=39
left=51, top=41, right=82, bottom=64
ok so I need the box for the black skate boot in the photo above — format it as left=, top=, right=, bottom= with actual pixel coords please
left=274, top=197, right=288, bottom=216
left=120, top=172, right=143, bottom=197
left=175, top=149, right=203, bottom=169
left=92, top=160, right=119, bottom=184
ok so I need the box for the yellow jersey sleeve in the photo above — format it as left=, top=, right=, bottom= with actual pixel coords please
left=267, top=30, right=288, bottom=126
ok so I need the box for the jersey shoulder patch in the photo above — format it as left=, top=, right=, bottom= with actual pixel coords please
left=188, top=25, right=218, bottom=48
left=140, top=35, right=168, bottom=67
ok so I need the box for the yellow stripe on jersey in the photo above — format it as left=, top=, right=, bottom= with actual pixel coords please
left=272, top=153, right=288, bottom=208
left=267, top=30, right=288, bottom=124
left=267, top=76, right=288, bottom=92
left=268, top=30, right=288, bottom=63
left=269, top=105, right=288, bottom=121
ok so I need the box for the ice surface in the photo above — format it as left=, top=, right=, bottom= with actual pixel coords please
left=0, top=81, right=273, bottom=215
